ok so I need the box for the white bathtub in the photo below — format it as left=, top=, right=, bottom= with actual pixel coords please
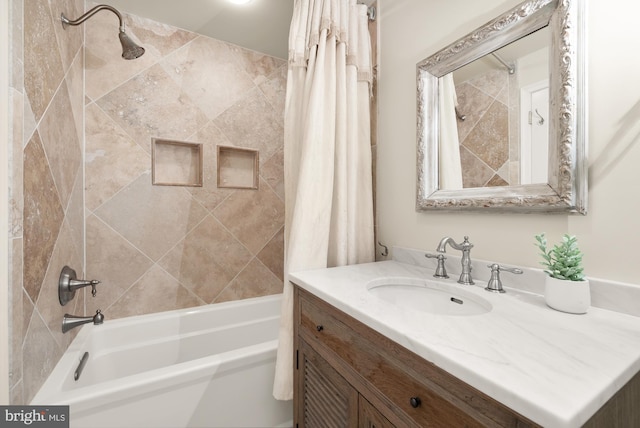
left=32, top=294, right=292, bottom=428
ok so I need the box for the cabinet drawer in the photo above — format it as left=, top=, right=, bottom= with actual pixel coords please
left=299, top=293, right=485, bottom=427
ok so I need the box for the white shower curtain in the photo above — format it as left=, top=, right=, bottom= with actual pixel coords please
left=273, top=0, right=375, bottom=400
left=439, top=73, right=463, bottom=190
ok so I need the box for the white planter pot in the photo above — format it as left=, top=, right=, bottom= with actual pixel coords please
left=544, top=276, right=590, bottom=314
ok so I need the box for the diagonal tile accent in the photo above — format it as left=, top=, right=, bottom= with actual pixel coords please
left=23, top=133, right=64, bottom=304
left=106, top=265, right=204, bottom=319
left=94, top=172, right=208, bottom=261
left=38, top=80, right=82, bottom=208
left=462, top=100, right=509, bottom=170
left=160, top=35, right=256, bottom=121
left=231, top=45, right=286, bottom=86
left=23, top=0, right=64, bottom=122
left=96, top=64, right=210, bottom=152
left=257, top=226, right=284, bottom=282
left=261, top=147, right=285, bottom=201
left=258, top=65, right=287, bottom=119
left=85, top=214, right=154, bottom=316
left=215, top=257, right=283, bottom=303
left=159, top=215, right=253, bottom=303
left=214, top=177, right=285, bottom=255
left=85, top=103, right=150, bottom=212
left=213, top=88, right=284, bottom=168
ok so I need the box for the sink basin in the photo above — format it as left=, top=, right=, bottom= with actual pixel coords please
left=367, top=278, right=492, bottom=316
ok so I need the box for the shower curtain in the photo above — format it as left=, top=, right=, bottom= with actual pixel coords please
left=273, top=0, right=375, bottom=400
left=439, top=73, right=463, bottom=190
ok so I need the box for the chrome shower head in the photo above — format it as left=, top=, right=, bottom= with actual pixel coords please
left=118, top=31, right=145, bottom=60
left=61, top=4, right=145, bottom=60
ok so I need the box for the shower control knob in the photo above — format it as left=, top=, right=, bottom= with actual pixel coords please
left=410, top=396, right=422, bottom=408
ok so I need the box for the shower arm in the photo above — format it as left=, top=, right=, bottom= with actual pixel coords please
left=61, top=4, right=126, bottom=33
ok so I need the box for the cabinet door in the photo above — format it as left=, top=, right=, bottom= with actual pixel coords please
left=359, top=396, right=395, bottom=428
left=296, top=340, right=359, bottom=428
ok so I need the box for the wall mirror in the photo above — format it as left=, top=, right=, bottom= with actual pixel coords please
left=416, top=0, right=587, bottom=213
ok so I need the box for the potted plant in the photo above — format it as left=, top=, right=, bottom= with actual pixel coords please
left=535, top=233, right=590, bottom=314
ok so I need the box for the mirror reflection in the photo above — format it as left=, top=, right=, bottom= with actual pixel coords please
left=440, top=27, right=550, bottom=190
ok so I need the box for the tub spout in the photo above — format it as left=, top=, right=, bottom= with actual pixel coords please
left=62, top=310, right=104, bottom=334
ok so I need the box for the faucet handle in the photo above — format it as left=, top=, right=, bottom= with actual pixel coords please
left=425, top=253, right=449, bottom=279
left=485, top=264, right=523, bottom=293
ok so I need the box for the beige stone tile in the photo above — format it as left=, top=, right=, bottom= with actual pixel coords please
left=261, top=147, right=284, bottom=201
left=66, top=48, right=85, bottom=145
left=257, top=227, right=284, bottom=282
left=23, top=133, right=64, bottom=304
left=96, top=64, right=209, bottom=152
left=213, top=88, right=284, bottom=168
left=106, top=266, right=204, bottom=320
left=214, top=177, right=285, bottom=254
left=160, top=36, right=256, bottom=121
left=123, top=13, right=198, bottom=57
left=23, top=0, right=64, bottom=122
left=10, top=0, right=23, bottom=90
left=10, top=380, right=23, bottom=405
left=467, top=68, right=508, bottom=99
left=455, top=82, right=494, bottom=143
left=66, top=173, right=84, bottom=260
left=486, top=174, right=509, bottom=187
left=462, top=100, right=509, bottom=171
left=38, top=80, right=82, bottom=208
left=231, top=45, right=286, bottom=86
left=22, top=290, right=34, bottom=349
left=215, top=258, right=283, bottom=303
left=10, top=88, right=23, bottom=238
left=35, top=221, right=83, bottom=350
left=85, top=103, right=150, bottom=212
left=258, top=64, right=287, bottom=119
left=10, top=238, right=23, bottom=390
left=159, top=215, right=253, bottom=303
left=52, top=0, right=84, bottom=75
left=460, top=146, right=493, bottom=188
left=22, top=308, right=63, bottom=403
left=85, top=214, right=154, bottom=316
left=84, top=9, right=160, bottom=102
left=94, top=172, right=208, bottom=261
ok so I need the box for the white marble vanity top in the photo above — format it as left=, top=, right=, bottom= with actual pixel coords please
left=290, top=258, right=640, bottom=427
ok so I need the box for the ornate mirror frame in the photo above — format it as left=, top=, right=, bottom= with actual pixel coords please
left=416, top=0, right=587, bottom=213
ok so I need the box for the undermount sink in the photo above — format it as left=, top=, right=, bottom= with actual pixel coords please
left=367, top=277, right=492, bottom=316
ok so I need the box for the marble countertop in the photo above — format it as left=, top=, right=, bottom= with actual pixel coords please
left=290, top=260, right=640, bottom=427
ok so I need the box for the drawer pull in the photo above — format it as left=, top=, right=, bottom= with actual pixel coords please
left=316, top=325, right=324, bottom=332
left=410, top=396, right=422, bottom=408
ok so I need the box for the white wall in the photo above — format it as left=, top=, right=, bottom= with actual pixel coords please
left=376, top=0, right=640, bottom=285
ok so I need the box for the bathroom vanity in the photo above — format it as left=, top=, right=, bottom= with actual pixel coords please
left=291, top=253, right=640, bottom=427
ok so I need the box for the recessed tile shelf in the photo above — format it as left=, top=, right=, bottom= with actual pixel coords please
left=217, top=145, right=259, bottom=190
left=152, top=138, right=203, bottom=187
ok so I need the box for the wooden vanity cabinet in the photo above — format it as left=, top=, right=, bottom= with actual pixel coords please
left=293, top=286, right=540, bottom=428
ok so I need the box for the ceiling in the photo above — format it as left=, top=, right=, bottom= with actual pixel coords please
left=104, top=0, right=294, bottom=59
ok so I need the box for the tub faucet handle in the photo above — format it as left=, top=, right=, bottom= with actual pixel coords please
left=59, top=266, right=101, bottom=305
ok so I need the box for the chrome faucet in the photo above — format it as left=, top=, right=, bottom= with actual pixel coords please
left=436, top=236, right=474, bottom=285
left=62, top=310, right=104, bottom=334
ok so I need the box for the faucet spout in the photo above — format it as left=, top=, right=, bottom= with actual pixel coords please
left=62, top=310, right=104, bottom=334
left=436, top=236, right=474, bottom=285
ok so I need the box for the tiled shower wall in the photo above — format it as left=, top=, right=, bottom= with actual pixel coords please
left=83, top=7, right=286, bottom=319
left=454, top=68, right=519, bottom=188
left=9, top=0, right=86, bottom=404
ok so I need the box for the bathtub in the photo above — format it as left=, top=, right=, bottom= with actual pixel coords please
left=31, top=294, right=292, bottom=428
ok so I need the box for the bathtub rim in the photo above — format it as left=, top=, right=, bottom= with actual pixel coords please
left=31, top=293, right=283, bottom=408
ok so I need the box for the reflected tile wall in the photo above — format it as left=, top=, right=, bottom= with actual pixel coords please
left=455, top=68, right=512, bottom=188
left=11, top=0, right=85, bottom=403
left=85, top=6, right=287, bottom=320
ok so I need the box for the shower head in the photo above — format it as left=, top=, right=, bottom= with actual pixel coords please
left=118, top=31, right=145, bottom=60
left=61, top=4, right=145, bottom=60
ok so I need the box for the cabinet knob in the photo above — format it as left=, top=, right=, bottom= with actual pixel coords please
left=409, top=396, right=422, bottom=408
left=316, top=325, right=324, bottom=332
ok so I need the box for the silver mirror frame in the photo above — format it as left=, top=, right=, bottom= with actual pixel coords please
left=416, top=0, right=587, bottom=214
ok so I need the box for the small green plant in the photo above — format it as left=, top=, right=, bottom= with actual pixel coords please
left=534, top=233, right=585, bottom=281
